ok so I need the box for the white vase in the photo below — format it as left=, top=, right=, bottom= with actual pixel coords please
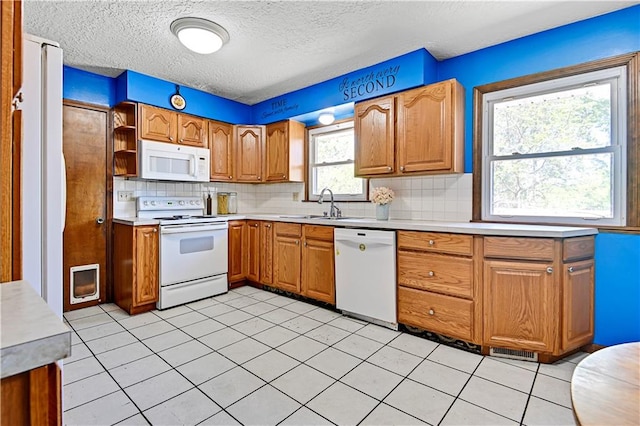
left=376, top=203, right=390, bottom=220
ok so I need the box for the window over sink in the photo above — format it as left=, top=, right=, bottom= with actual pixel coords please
left=307, top=121, right=367, bottom=201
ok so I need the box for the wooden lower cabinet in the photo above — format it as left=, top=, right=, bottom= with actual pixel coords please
left=273, top=223, right=302, bottom=293
left=301, top=225, right=335, bottom=304
left=398, top=286, right=473, bottom=341
left=113, top=224, right=159, bottom=315
left=482, top=236, right=595, bottom=358
left=228, top=221, right=247, bottom=284
left=1, top=363, right=61, bottom=426
left=483, top=260, right=555, bottom=352
left=397, top=231, right=479, bottom=343
left=259, top=222, right=274, bottom=285
left=246, top=221, right=260, bottom=282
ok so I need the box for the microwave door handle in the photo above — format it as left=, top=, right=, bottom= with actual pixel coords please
left=190, top=154, right=196, bottom=176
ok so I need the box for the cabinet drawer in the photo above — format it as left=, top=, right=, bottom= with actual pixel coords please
left=303, top=225, right=333, bottom=241
left=275, top=222, right=302, bottom=237
left=398, top=286, right=473, bottom=341
left=484, top=237, right=554, bottom=261
left=398, top=231, right=472, bottom=256
left=563, top=237, right=594, bottom=262
left=398, top=251, right=472, bottom=298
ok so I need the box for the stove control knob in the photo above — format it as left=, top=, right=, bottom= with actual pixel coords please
left=195, top=199, right=201, bottom=205
left=190, top=200, right=195, bottom=205
left=179, top=201, right=185, bottom=206
left=151, top=201, right=156, bottom=206
left=143, top=201, right=148, bottom=206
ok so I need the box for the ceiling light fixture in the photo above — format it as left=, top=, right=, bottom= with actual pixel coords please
left=170, top=17, right=229, bottom=54
left=318, top=112, right=335, bottom=125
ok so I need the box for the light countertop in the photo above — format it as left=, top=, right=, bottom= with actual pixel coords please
left=114, top=214, right=597, bottom=238
left=0, top=281, right=71, bottom=378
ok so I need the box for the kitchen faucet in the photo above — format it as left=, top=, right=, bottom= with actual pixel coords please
left=318, top=187, right=341, bottom=218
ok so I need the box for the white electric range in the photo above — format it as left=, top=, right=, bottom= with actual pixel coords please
left=137, top=196, right=228, bottom=309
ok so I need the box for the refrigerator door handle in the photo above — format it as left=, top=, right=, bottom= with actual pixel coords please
left=62, top=153, right=66, bottom=230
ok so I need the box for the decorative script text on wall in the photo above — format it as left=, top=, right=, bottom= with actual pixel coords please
left=339, top=66, right=400, bottom=101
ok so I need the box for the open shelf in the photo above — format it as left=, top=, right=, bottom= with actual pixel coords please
left=113, top=102, right=138, bottom=176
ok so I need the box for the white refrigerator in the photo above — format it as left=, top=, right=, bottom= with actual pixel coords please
left=21, top=34, right=64, bottom=319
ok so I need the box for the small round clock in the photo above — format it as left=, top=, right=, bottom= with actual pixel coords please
left=170, top=86, right=186, bottom=110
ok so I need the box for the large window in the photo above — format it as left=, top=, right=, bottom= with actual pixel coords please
left=307, top=121, right=367, bottom=201
left=479, top=65, right=629, bottom=226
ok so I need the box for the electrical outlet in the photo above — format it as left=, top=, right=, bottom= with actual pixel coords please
left=118, top=191, right=134, bottom=202
left=292, top=192, right=299, bottom=201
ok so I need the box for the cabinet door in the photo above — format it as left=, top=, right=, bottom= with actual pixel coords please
left=134, top=226, right=158, bottom=306
left=260, top=222, right=274, bottom=285
left=265, top=121, right=289, bottom=182
left=354, top=95, right=395, bottom=176
left=483, top=260, right=555, bottom=352
left=235, top=125, right=264, bottom=182
left=228, top=221, right=246, bottom=283
left=397, top=80, right=458, bottom=173
left=209, top=120, right=234, bottom=181
left=301, top=236, right=335, bottom=304
left=246, top=221, right=260, bottom=282
left=273, top=235, right=301, bottom=293
left=177, top=114, right=208, bottom=147
left=139, top=104, right=177, bottom=143
left=562, top=259, right=594, bottom=351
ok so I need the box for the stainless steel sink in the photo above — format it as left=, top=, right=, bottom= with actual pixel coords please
left=311, top=216, right=363, bottom=221
left=278, top=214, right=325, bottom=219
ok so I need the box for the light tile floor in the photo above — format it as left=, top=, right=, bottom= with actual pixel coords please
left=62, top=286, right=585, bottom=425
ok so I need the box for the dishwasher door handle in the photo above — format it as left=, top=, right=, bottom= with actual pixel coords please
left=335, top=240, right=393, bottom=250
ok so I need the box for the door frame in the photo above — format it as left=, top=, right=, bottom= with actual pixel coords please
left=62, top=100, right=113, bottom=310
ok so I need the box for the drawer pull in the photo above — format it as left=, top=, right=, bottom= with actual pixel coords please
left=429, top=309, right=435, bottom=315
left=568, top=266, right=574, bottom=273
left=428, top=240, right=435, bottom=246
left=546, top=267, right=553, bottom=274
left=428, top=271, right=434, bottom=277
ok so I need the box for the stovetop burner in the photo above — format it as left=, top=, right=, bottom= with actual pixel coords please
left=153, top=215, right=193, bottom=220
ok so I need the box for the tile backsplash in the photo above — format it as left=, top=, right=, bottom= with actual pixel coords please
left=113, top=173, right=472, bottom=222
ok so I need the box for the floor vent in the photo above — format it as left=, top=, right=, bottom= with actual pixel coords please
left=490, top=347, right=538, bottom=362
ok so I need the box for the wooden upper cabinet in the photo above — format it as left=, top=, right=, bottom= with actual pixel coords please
left=235, top=125, right=265, bottom=182
left=397, top=79, right=464, bottom=174
left=133, top=226, right=159, bottom=306
left=265, top=120, right=305, bottom=182
left=139, top=104, right=177, bottom=143
left=354, top=95, right=395, bottom=176
left=209, top=120, right=234, bottom=181
left=177, top=114, right=208, bottom=147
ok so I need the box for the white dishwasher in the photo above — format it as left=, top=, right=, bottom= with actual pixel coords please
left=334, top=228, right=397, bottom=329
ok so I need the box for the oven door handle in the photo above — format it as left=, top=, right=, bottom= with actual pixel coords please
left=161, top=224, right=228, bottom=234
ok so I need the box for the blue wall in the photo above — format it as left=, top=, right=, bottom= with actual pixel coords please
left=63, top=5, right=640, bottom=346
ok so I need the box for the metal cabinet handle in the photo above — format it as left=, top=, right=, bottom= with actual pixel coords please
left=265, top=224, right=271, bottom=228
left=568, top=266, right=574, bottom=273
left=428, top=240, right=435, bottom=246
left=387, top=166, right=392, bottom=171
left=546, top=267, right=553, bottom=274
left=282, top=174, right=286, bottom=178
left=96, top=217, right=104, bottom=224
left=429, top=309, right=435, bottom=315
left=295, top=240, right=299, bottom=245
left=153, top=228, right=157, bottom=233
left=179, top=138, right=184, bottom=143
left=400, top=166, right=405, bottom=171
left=428, top=271, right=434, bottom=277
left=169, top=136, right=174, bottom=142
left=253, top=223, right=259, bottom=227
left=229, top=175, right=232, bottom=179
left=304, top=241, right=308, bottom=247
left=257, top=176, right=262, bottom=181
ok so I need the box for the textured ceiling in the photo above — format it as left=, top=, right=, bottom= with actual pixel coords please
left=23, top=1, right=637, bottom=105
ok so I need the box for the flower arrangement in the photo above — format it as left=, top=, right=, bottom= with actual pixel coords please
left=371, top=186, right=395, bottom=205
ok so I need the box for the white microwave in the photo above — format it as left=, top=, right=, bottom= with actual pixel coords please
left=139, top=139, right=210, bottom=182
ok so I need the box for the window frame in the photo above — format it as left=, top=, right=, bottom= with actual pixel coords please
left=473, top=52, right=639, bottom=230
left=306, top=120, right=368, bottom=202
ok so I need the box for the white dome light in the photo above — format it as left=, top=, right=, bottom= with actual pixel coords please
left=318, top=113, right=335, bottom=125
left=171, top=17, right=229, bottom=55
